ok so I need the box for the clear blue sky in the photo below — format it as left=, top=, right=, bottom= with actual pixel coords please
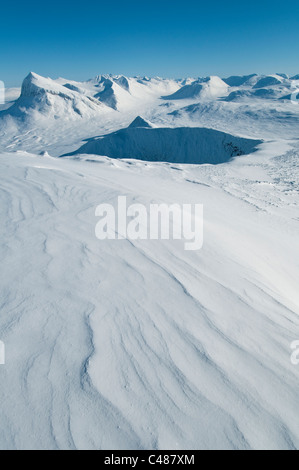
left=1, top=0, right=299, bottom=86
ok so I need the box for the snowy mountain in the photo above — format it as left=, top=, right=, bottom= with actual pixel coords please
left=65, top=117, right=262, bottom=164
left=0, top=72, right=180, bottom=123
left=1, top=71, right=298, bottom=134
left=253, top=74, right=284, bottom=88
left=162, top=76, right=229, bottom=100
left=4, top=72, right=105, bottom=120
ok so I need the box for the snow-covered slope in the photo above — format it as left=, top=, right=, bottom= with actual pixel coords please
left=1, top=142, right=299, bottom=450
left=162, top=76, right=229, bottom=101
left=65, top=118, right=262, bottom=164
left=0, top=87, right=20, bottom=111
left=168, top=98, right=299, bottom=140
left=253, top=75, right=284, bottom=88
left=3, top=72, right=106, bottom=121
left=1, top=71, right=298, bottom=155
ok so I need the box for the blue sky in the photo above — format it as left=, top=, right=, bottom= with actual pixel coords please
left=1, top=0, right=299, bottom=86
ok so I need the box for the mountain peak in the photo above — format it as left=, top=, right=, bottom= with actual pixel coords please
left=128, top=116, right=152, bottom=128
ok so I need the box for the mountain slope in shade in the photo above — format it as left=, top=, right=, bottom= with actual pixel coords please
left=1, top=70, right=299, bottom=450
left=222, top=74, right=257, bottom=87
left=0, top=142, right=299, bottom=449
left=64, top=120, right=262, bottom=164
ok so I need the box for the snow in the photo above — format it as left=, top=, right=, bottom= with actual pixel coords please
left=0, top=87, right=20, bottom=111
left=222, top=74, right=258, bottom=87
left=3, top=72, right=106, bottom=121
left=65, top=123, right=262, bottom=164
left=162, top=76, right=229, bottom=101
left=0, top=71, right=299, bottom=450
left=128, top=116, right=153, bottom=128
left=253, top=75, right=283, bottom=89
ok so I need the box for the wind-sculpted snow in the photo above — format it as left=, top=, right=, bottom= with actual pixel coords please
left=0, top=145, right=299, bottom=449
left=64, top=121, right=262, bottom=164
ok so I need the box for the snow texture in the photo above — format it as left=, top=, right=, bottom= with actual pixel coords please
left=0, top=71, right=299, bottom=450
